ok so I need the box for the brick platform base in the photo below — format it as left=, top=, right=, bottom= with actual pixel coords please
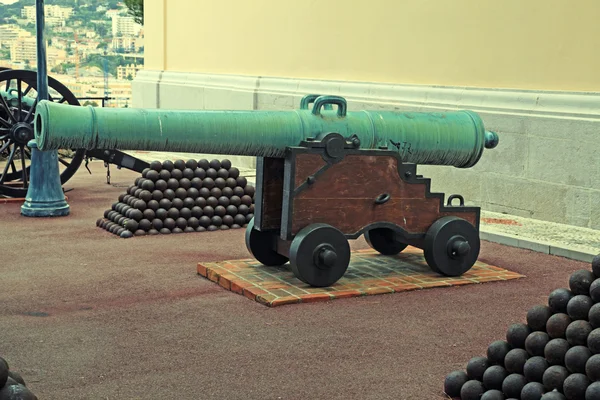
left=197, top=246, right=524, bottom=307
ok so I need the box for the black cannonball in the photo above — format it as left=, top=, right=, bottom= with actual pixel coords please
left=548, top=314, right=573, bottom=339
left=141, top=179, right=155, bottom=191
left=196, top=226, right=206, bottom=232
left=146, top=170, right=160, bottom=183
left=187, top=188, right=200, bottom=200
left=162, top=160, right=174, bottom=171
left=541, top=392, right=566, bottom=400
left=563, top=373, right=590, bottom=400
left=159, top=198, right=172, bottom=210
left=221, top=159, right=232, bottom=170
left=134, top=229, right=147, bottom=236
left=233, top=214, right=246, bottom=226
left=104, top=209, right=111, bottom=218
left=587, top=382, right=600, bottom=399
left=179, top=178, right=191, bottom=191
left=185, top=159, right=198, bottom=170
left=168, top=208, right=180, bottom=220
left=184, top=226, right=195, bottom=233
left=191, top=177, right=203, bottom=190
left=249, top=203, right=255, bottom=214
left=246, top=213, right=253, bottom=223
left=503, top=373, right=528, bottom=399
left=529, top=305, right=553, bottom=332
left=156, top=208, right=168, bottom=220
left=568, top=295, right=594, bottom=321
left=232, top=186, right=245, bottom=197
left=566, top=346, right=593, bottom=374
left=527, top=332, right=551, bottom=357
left=444, top=370, right=468, bottom=397
left=241, top=194, right=253, bottom=206
left=167, top=178, right=180, bottom=190
left=147, top=200, right=160, bottom=211
left=461, top=380, right=486, bottom=400
left=159, top=169, right=171, bottom=181
left=543, top=365, right=569, bottom=392
left=116, top=228, right=125, bottom=236
left=150, top=160, right=163, bottom=171
left=143, top=209, right=156, bottom=221
left=176, top=217, right=187, bottom=229
left=214, top=205, right=226, bottom=217
left=148, top=229, right=159, bottom=235
left=207, top=196, right=219, bottom=208
left=128, top=196, right=138, bottom=207
left=155, top=179, right=168, bottom=192
left=229, top=166, right=240, bottom=179
left=524, top=356, right=550, bottom=383
left=175, top=187, right=188, bottom=200
left=586, top=354, right=600, bottom=381
left=245, top=184, right=255, bottom=197
left=221, top=225, right=229, bottom=232
left=590, top=279, right=600, bottom=303
left=182, top=168, right=195, bottom=180
left=135, top=200, right=147, bottom=211
left=207, top=225, right=218, bottom=232
left=226, top=205, right=238, bottom=216
left=521, top=381, right=546, bottom=400
left=199, top=216, right=211, bottom=228
left=232, top=224, right=241, bottom=229
left=481, top=389, right=504, bottom=400
left=195, top=197, right=207, bottom=208
left=170, top=198, right=182, bottom=210
left=588, top=329, right=600, bottom=354
left=222, top=215, right=234, bottom=227
left=188, top=217, right=200, bottom=229
left=571, top=270, right=595, bottom=296
left=206, top=168, right=218, bottom=180
left=590, top=304, right=600, bottom=329
left=96, top=218, right=102, bottom=227
left=211, top=215, right=223, bottom=227
left=209, top=159, right=221, bottom=170
left=152, top=219, right=164, bottom=230
left=218, top=196, right=230, bottom=207
left=128, top=185, right=138, bottom=195
left=466, top=356, right=490, bottom=381
left=199, top=187, right=211, bottom=199
left=180, top=207, right=192, bottom=220
left=210, top=187, right=222, bottom=198
left=117, top=216, right=126, bottom=226
left=130, top=209, right=144, bottom=222
left=194, top=168, right=206, bottom=180
left=134, top=188, right=143, bottom=198
left=567, top=320, right=593, bottom=346
left=592, top=255, right=600, bottom=279
left=198, top=159, right=210, bottom=170
left=164, top=189, right=176, bottom=200
left=135, top=177, right=142, bottom=186
left=236, top=176, right=247, bottom=188
left=545, top=338, right=570, bottom=366
left=548, top=288, right=574, bottom=314
left=172, top=159, right=185, bottom=171
left=505, top=348, right=530, bottom=374
left=0, top=358, right=8, bottom=388
left=164, top=218, right=176, bottom=230
left=172, top=227, right=183, bottom=234
left=506, top=323, right=531, bottom=349
left=225, top=177, right=237, bottom=189
left=215, top=177, right=226, bottom=189
left=0, top=384, right=37, bottom=399
left=483, top=365, right=508, bottom=390
left=217, top=168, right=229, bottom=179
left=118, top=193, right=127, bottom=202
left=191, top=206, right=203, bottom=218
left=151, top=190, right=163, bottom=201
left=140, top=190, right=153, bottom=203
left=203, top=177, right=215, bottom=190
left=124, top=194, right=132, bottom=202
left=160, top=227, right=171, bottom=234
left=238, top=204, right=250, bottom=216
left=138, top=219, right=152, bottom=231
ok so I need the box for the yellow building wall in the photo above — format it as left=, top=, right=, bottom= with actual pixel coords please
left=145, top=0, right=600, bottom=91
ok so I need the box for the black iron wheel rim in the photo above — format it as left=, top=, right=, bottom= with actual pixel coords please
left=423, top=216, right=480, bottom=277
left=289, top=223, right=350, bottom=287
left=365, top=227, right=408, bottom=256
left=0, top=69, right=85, bottom=198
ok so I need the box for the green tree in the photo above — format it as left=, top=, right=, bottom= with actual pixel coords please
left=83, top=100, right=99, bottom=107
left=126, top=74, right=133, bottom=80
left=124, top=0, right=143, bottom=25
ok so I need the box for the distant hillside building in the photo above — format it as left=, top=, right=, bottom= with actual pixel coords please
left=0, top=25, right=32, bottom=47
left=22, top=5, right=72, bottom=27
left=117, top=64, right=141, bottom=80
left=112, top=16, right=142, bottom=37
left=10, top=37, right=66, bottom=67
left=111, top=36, right=143, bottom=53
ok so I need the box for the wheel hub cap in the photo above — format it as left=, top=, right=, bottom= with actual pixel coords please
left=10, top=122, right=33, bottom=145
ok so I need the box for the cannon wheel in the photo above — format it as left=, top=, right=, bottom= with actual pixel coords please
left=245, top=218, right=289, bottom=266
left=365, top=227, right=408, bottom=255
left=0, top=69, right=85, bottom=198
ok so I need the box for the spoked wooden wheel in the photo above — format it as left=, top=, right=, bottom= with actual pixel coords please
left=0, top=69, right=85, bottom=198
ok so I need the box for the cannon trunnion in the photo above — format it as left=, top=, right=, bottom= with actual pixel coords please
left=247, top=132, right=481, bottom=287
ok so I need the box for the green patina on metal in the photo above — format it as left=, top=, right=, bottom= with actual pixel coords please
left=0, top=90, right=37, bottom=109
left=34, top=95, right=498, bottom=168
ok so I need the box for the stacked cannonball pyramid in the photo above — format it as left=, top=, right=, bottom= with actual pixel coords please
left=444, top=255, right=600, bottom=400
left=97, top=159, right=255, bottom=237
left=0, top=357, right=37, bottom=399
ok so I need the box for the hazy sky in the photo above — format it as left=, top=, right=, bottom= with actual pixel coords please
left=0, top=0, right=19, bottom=4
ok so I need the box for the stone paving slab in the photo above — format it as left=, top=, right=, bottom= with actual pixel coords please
left=197, top=246, right=524, bottom=307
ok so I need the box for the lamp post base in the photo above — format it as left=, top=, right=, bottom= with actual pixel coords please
left=20, top=140, right=70, bottom=218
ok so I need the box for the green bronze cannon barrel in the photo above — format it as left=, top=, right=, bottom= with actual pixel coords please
left=34, top=95, right=498, bottom=168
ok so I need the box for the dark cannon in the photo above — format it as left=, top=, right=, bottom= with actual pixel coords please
left=34, top=94, right=499, bottom=287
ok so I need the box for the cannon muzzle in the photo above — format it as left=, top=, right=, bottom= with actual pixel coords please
left=34, top=95, right=498, bottom=168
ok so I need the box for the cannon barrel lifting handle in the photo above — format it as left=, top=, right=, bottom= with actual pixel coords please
left=311, top=95, right=347, bottom=117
